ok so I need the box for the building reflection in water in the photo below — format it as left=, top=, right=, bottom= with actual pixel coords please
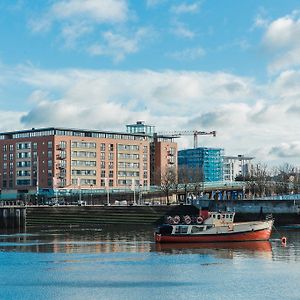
left=0, top=226, right=300, bottom=262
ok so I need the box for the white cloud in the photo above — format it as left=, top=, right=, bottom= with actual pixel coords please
left=30, top=0, right=129, bottom=31
left=262, top=12, right=300, bottom=73
left=146, top=0, right=166, bottom=8
left=2, top=64, right=300, bottom=165
left=269, top=142, right=300, bottom=158
left=0, top=110, right=25, bottom=132
left=253, top=14, right=269, bottom=29
left=171, top=21, right=195, bottom=39
left=61, top=22, right=93, bottom=48
left=51, top=0, right=129, bottom=24
left=28, top=0, right=131, bottom=50
left=88, top=28, right=150, bottom=63
left=169, top=47, right=205, bottom=61
left=171, top=2, right=201, bottom=14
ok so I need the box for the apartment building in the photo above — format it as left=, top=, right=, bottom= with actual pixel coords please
left=223, top=155, right=254, bottom=182
left=0, top=124, right=177, bottom=194
left=126, top=121, right=178, bottom=186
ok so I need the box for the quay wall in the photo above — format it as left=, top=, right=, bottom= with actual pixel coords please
left=200, top=199, right=300, bottom=225
left=0, top=207, right=26, bottom=229
left=25, top=205, right=199, bottom=227
left=1, top=200, right=300, bottom=228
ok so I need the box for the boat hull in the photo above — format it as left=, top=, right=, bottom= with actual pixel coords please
left=155, top=228, right=272, bottom=243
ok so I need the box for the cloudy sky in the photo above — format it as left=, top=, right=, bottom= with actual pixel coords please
left=1, top=0, right=300, bottom=166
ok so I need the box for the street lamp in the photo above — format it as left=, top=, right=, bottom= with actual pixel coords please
left=90, top=184, right=93, bottom=205
left=105, top=178, right=110, bottom=206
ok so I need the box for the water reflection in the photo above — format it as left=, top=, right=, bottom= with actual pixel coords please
left=0, top=225, right=299, bottom=261
left=155, top=241, right=273, bottom=259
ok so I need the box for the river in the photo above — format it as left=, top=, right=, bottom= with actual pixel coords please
left=0, top=225, right=299, bottom=300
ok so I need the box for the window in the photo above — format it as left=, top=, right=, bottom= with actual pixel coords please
left=109, top=152, right=114, bottom=160
left=109, top=170, right=114, bottom=178
left=59, top=141, right=66, bottom=149
left=109, top=162, right=114, bottom=169
left=9, top=153, right=13, bottom=160
left=101, top=161, right=105, bottom=169
left=3, top=154, right=7, bottom=161
left=100, top=143, right=105, bottom=151
left=191, top=226, right=204, bottom=233
left=33, top=143, right=37, bottom=150
left=48, top=151, right=52, bottom=158
left=101, top=152, right=105, bottom=160
left=101, top=170, right=106, bottom=177
left=9, top=145, right=14, bottom=151
left=3, top=145, right=7, bottom=151
left=109, top=144, right=114, bottom=151
left=109, top=179, right=113, bottom=187
left=48, top=141, right=52, bottom=149
left=101, top=179, right=105, bottom=187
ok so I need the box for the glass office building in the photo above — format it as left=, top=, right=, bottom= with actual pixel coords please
left=178, top=147, right=224, bottom=182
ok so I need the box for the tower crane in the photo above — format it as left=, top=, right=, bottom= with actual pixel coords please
left=157, top=130, right=216, bottom=148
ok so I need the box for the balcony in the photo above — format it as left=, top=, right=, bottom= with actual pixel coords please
left=56, top=144, right=66, bottom=150
left=56, top=154, right=66, bottom=160
left=56, top=163, right=66, bottom=170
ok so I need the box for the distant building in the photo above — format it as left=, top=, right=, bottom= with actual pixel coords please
left=0, top=123, right=177, bottom=194
left=178, top=147, right=224, bottom=182
left=223, top=155, right=254, bottom=182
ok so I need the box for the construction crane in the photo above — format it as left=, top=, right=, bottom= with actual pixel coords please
left=157, top=130, right=216, bottom=148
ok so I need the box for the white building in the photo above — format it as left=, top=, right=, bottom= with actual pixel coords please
left=223, top=155, right=254, bottom=182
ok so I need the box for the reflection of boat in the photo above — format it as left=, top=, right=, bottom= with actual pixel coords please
left=155, top=241, right=272, bottom=253
left=155, top=211, right=274, bottom=243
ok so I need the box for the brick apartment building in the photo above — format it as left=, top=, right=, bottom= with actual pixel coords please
left=0, top=123, right=177, bottom=194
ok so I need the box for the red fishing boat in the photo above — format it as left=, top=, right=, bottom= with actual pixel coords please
left=154, top=211, right=273, bottom=243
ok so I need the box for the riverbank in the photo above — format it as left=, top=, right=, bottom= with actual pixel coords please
left=1, top=200, right=300, bottom=229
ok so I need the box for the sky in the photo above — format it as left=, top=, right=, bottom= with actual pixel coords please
left=1, top=0, right=300, bottom=166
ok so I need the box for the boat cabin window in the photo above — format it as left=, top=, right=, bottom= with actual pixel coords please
left=226, top=214, right=229, bottom=218
left=175, top=226, right=188, bottom=234
left=213, top=214, right=216, bottom=218
left=191, top=226, right=204, bottom=233
left=217, top=214, right=221, bottom=220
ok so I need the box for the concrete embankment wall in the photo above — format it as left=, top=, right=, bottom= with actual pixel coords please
left=26, top=205, right=199, bottom=227
left=0, top=207, right=26, bottom=228
left=204, top=199, right=300, bottom=225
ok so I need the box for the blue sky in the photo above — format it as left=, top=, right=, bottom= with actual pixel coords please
left=1, top=0, right=300, bottom=166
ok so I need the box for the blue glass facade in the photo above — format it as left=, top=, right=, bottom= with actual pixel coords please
left=178, top=147, right=224, bottom=182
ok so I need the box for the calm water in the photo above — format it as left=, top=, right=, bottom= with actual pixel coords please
left=0, top=225, right=300, bottom=300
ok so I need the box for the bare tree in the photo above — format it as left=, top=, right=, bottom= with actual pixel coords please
left=161, top=166, right=177, bottom=204
left=247, top=163, right=271, bottom=198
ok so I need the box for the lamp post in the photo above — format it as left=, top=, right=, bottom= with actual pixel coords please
left=132, top=180, right=136, bottom=205
left=90, top=184, right=93, bottom=205
left=105, top=178, right=110, bottom=206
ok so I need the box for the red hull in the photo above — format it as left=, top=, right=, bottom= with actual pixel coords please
left=155, top=228, right=272, bottom=243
